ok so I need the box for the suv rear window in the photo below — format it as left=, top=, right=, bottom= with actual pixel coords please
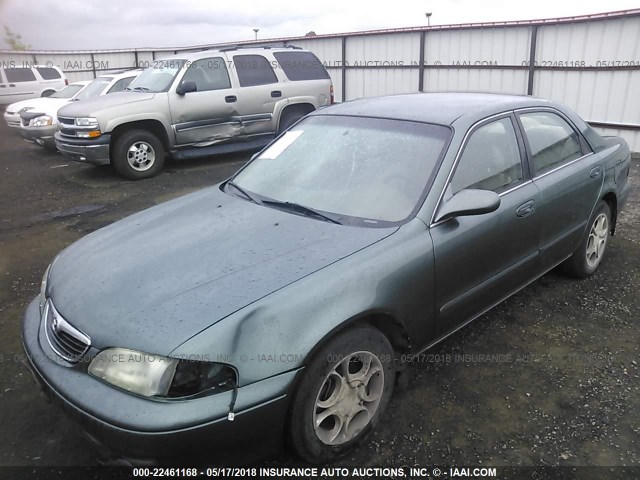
left=274, top=51, right=329, bottom=81
left=4, top=68, right=37, bottom=82
left=233, top=55, right=277, bottom=87
left=36, top=67, right=62, bottom=80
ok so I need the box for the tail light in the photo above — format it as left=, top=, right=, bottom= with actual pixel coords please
left=65, top=79, right=69, bottom=86
left=330, top=85, right=334, bottom=105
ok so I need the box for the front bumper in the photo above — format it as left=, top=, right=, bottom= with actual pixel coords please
left=22, top=299, right=295, bottom=465
left=54, top=132, right=111, bottom=166
left=4, top=111, right=20, bottom=128
left=19, top=124, right=57, bottom=148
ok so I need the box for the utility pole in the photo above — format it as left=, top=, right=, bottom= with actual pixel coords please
left=253, top=28, right=259, bottom=41
left=425, top=12, right=432, bottom=27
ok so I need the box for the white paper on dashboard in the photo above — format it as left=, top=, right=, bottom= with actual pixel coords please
left=260, top=130, right=304, bottom=159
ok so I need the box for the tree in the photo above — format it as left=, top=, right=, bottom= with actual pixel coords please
left=4, top=26, right=31, bottom=51
left=305, top=31, right=317, bottom=37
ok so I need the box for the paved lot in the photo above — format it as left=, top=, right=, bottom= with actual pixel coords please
left=0, top=120, right=638, bottom=467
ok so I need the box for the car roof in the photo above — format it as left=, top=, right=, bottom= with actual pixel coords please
left=157, top=46, right=309, bottom=62
left=314, top=92, right=557, bottom=126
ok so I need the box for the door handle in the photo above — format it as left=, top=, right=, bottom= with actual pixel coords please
left=271, top=90, right=282, bottom=98
left=0, top=85, right=5, bottom=88
left=590, top=166, right=601, bottom=178
left=516, top=200, right=535, bottom=217
left=8, top=84, right=15, bottom=87
left=225, top=95, right=237, bottom=103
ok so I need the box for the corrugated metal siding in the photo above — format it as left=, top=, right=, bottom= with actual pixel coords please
left=424, top=27, right=530, bottom=65
left=291, top=38, right=342, bottom=65
left=425, top=68, right=528, bottom=94
left=346, top=68, right=418, bottom=99
left=347, top=33, right=420, bottom=64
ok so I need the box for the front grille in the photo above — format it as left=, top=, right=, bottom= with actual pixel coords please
left=43, top=299, right=91, bottom=363
left=59, top=127, right=77, bottom=137
left=58, top=116, right=75, bottom=126
left=7, top=120, right=20, bottom=127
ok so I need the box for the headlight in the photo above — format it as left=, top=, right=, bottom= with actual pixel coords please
left=75, top=117, right=98, bottom=127
left=39, top=264, right=51, bottom=315
left=31, top=115, right=53, bottom=127
left=88, top=348, right=236, bottom=398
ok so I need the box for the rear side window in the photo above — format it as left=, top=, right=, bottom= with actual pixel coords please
left=36, top=67, right=62, bottom=80
left=274, top=51, right=330, bottom=81
left=519, top=111, right=584, bottom=175
left=451, top=117, right=523, bottom=195
left=233, top=55, right=277, bottom=87
left=4, top=68, right=37, bottom=82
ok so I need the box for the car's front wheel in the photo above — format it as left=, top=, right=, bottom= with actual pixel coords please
left=112, top=129, right=165, bottom=180
left=288, top=325, right=395, bottom=463
left=562, top=200, right=611, bottom=278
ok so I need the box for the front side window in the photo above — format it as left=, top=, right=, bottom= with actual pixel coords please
left=451, top=117, right=524, bottom=195
left=519, top=111, right=584, bottom=175
left=4, top=68, right=37, bottom=83
left=231, top=115, right=450, bottom=224
left=233, top=55, right=277, bottom=87
left=74, top=77, right=112, bottom=100
left=181, top=58, right=231, bottom=91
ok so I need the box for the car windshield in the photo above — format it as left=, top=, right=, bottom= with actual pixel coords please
left=127, top=60, right=185, bottom=92
left=231, top=115, right=450, bottom=224
left=74, top=77, right=112, bottom=100
left=49, top=84, right=84, bottom=99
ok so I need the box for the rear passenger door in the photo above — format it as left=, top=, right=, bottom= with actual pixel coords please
left=169, top=57, right=238, bottom=146
left=1, top=67, right=39, bottom=103
left=228, top=54, right=281, bottom=135
left=516, top=109, right=602, bottom=270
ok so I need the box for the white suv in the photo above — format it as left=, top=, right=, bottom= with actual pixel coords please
left=0, top=65, right=67, bottom=105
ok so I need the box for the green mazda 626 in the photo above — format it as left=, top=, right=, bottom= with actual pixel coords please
left=23, top=92, right=631, bottom=464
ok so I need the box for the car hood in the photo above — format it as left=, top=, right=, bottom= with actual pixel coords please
left=57, top=92, right=156, bottom=118
left=5, top=97, right=70, bottom=115
left=47, top=186, right=397, bottom=355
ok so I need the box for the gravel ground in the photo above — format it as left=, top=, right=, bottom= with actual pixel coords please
left=0, top=120, right=638, bottom=469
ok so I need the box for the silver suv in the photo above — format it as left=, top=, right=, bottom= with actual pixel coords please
left=54, top=46, right=333, bottom=179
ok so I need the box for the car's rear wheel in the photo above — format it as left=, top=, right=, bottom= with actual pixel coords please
left=561, top=200, right=611, bottom=278
left=112, top=129, right=165, bottom=180
left=288, top=325, right=395, bottom=463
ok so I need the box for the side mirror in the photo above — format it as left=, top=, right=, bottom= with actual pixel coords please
left=176, top=81, right=197, bottom=95
left=435, top=189, right=501, bottom=223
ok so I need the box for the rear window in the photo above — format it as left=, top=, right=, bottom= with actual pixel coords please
left=36, top=67, right=62, bottom=80
left=274, top=51, right=330, bottom=81
left=233, top=55, right=277, bottom=87
left=4, top=68, right=37, bottom=83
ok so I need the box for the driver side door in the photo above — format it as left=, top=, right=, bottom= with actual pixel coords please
left=430, top=114, right=541, bottom=337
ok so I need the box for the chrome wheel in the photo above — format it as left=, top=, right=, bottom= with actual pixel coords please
left=127, top=141, right=156, bottom=172
left=313, top=351, right=384, bottom=445
left=586, top=213, right=608, bottom=269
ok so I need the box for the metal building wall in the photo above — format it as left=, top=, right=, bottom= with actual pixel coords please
left=1, top=9, right=639, bottom=149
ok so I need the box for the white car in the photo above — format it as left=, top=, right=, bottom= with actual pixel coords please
left=12, top=70, right=141, bottom=150
left=0, top=65, right=67, bottom=105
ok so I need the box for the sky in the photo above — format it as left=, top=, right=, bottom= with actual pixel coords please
left=0, top=0, right=639, bottom=51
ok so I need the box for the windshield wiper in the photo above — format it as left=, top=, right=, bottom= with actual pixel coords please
left=262, top=200, right=342, bottom=225
left=226, top=181, right=259, bottom=205
left=127, top=86, right=151, bottom=92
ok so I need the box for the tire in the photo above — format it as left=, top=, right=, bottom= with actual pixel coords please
left=112, top=129, right=165, bottom=180
left=278, top=110, right=307, bottom=134
left=287, top=325, right=395, bottom=463
left=561, top=200, right=611, bottom=278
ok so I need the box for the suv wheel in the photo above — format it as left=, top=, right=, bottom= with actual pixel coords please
left=112, top=129, right=165, bottom=180
left=287, top=326, right=395, bottom=463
